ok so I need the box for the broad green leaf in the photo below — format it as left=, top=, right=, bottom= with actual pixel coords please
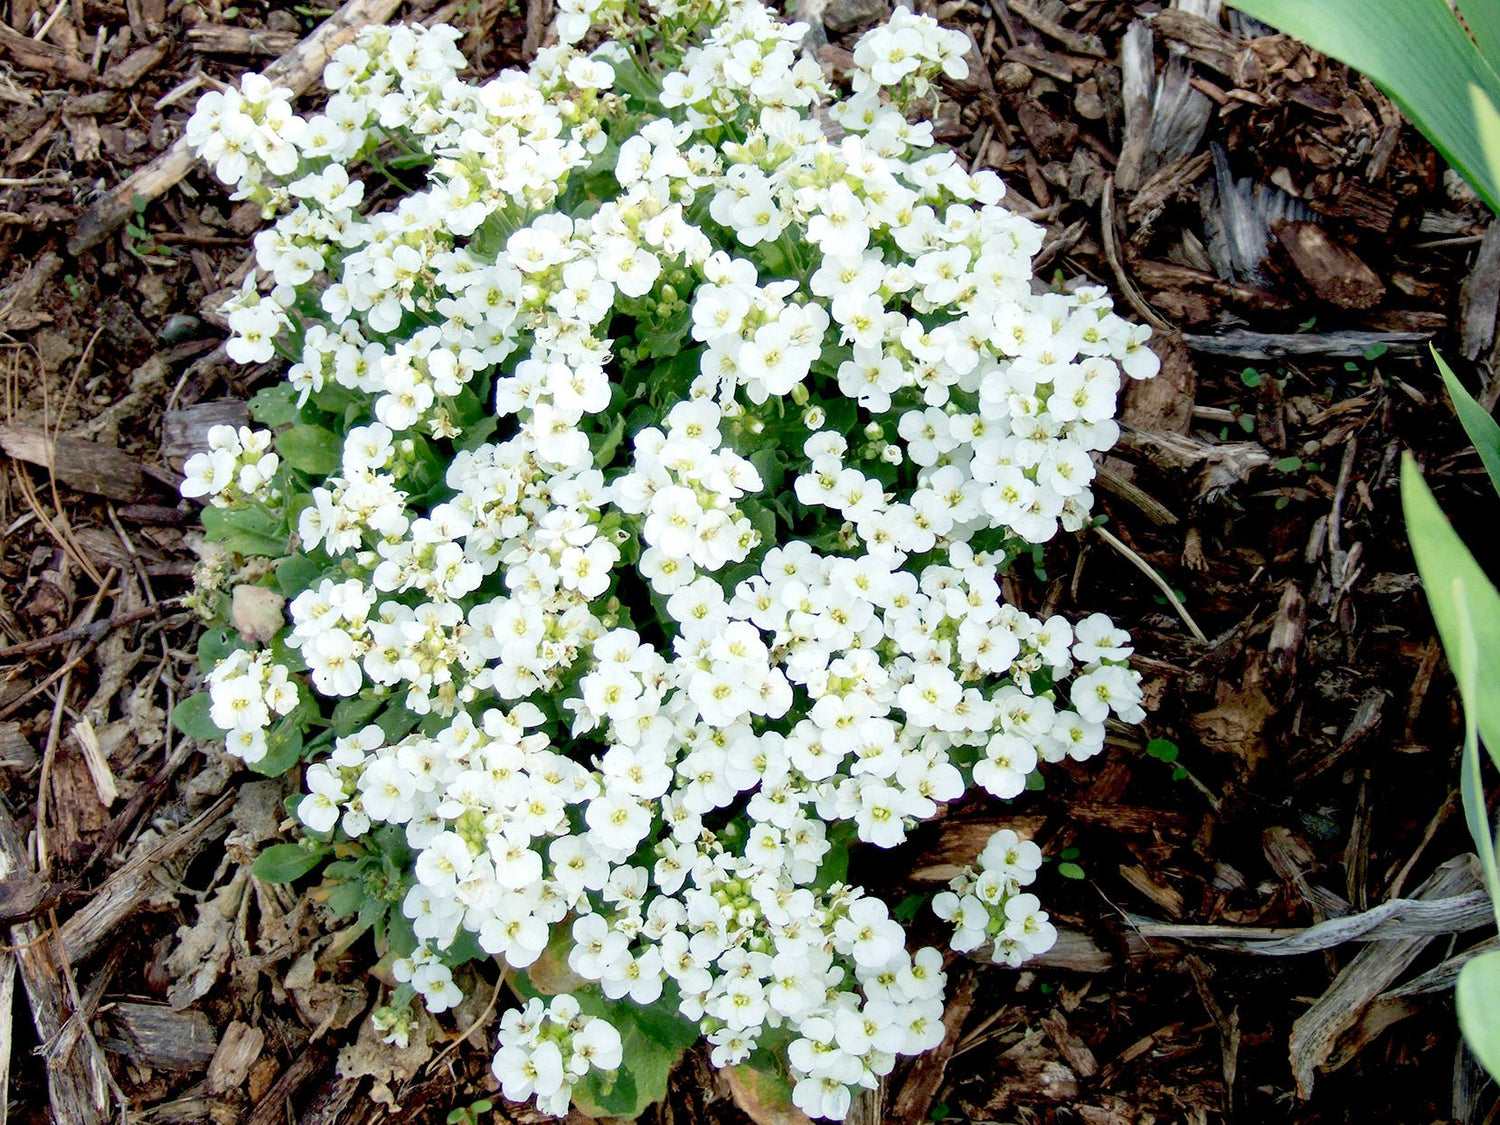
left=1434, top=346, right=1500, bottom=495
left=1452, top=576, right=1500, bottom=905
left=171, top=693, right=224, bottom=742
left=1401, top=456, right=1500, bottom=767
left=248, top=719, right=304, bottom=777
left=1228, top=0, right=1500, bottom=213
left=277, top=424, right=342, bottom=475
left=1458, top=949, right=1500, bottom=1080
left=201, top=503, right=287, bottom=557
left=276, top=554, right=324, bottom=598
left=1476, top=87, right=1500, bottom=206
left=248, top=383, right=299, bottom=427
left=252, top=842, right=325, bottom=883
left=331, top=693, right=384, bottom=737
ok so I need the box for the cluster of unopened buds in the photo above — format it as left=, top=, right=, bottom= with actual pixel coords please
left=182, top=0, right=1159, bottom=1118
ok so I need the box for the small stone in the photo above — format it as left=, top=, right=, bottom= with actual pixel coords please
left=231, top=584, right=287, bottom=645
left=996, top=61, right=1033, bottom=91
left=823, top=0, right=889, bottom=34
left=157, top=313, right=201, bottom=345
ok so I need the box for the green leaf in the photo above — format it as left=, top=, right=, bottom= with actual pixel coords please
left=1401, top=455, right=1500, bottom=767
left=1057, top=862, right=1086, bottom=880
left=1274, top=456, right=1304, bottom=473
left=248, top=720, right=304, bottom=777
left=248, top=383, right=300, bottom=428
left=276, top=554, right=324, bottom=598
left=591, top=412, right=627, bottom=468
left=1145, top=737, right=1179, bottom=763
left=277, top=424, right=342, bottom=475
left=1227, top=0, right=1500, bottom=213
left=1239, top=367, right=1262, bottom=388
left=332, top=693, right=384, bottom=737
left=171, top=693, right=224, bottom=742
left=252, top=842, right=325, bottom=883
left=1458, top=949, right=1500, bottom=1081
left=1434, top=346, right=1500, bottom=496
left=201, top=504, right=287, bottom=557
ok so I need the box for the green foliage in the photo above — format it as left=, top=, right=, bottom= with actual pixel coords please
left=171, top=692, right=224, bottom=742
left=1227, top=0, right=1500, bottom=212
left=277, top=424, right=343, bottom=475
left=253, top=841, right=329, bottom=883
left=445, top=1100, right=494, bottom=1125
left=201, top=503, right=287, bottom=557
left=1401, top=441, right=1500, bottom=1078
left=1458, top=950, right=1500, bottom=1079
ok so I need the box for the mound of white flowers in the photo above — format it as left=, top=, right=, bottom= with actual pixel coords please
left=180, top=0, right=1157, bottom=1117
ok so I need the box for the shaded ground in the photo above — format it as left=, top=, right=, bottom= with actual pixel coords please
left=0, top=0, right=1495, bottom=1122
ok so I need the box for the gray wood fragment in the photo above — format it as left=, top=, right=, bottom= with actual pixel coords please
left=102, top=1003, right=218, bottom=1071
left=0, top=803, right=113, bottom=1125
left=206, top=1020, right=266, bottom=1095
left=1183, top=329, right=1431, bottom=360
left=1459, top=220, right=1500, bottom=359
left=1287, top=856, right=1482, bottom=1097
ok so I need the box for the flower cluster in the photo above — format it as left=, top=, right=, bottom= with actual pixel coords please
left=932, top=827, right=1055, bottom=964
left=494, top=996, right=624, bottom=1115
left=182, top=0, right=1158, bottom=1119
left=181, top=424, right=281, bottom=506
left=204, top=648, right=299, bottom=763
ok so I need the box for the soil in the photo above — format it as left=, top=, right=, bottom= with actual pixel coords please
left=0, top=0, right=1495, bottom=1123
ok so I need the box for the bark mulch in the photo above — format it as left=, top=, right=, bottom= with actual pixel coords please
left=0, top=0, right=1495, bottom=1122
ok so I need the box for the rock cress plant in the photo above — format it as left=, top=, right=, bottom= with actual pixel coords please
left=179, top=1, right=1157, bottom=1117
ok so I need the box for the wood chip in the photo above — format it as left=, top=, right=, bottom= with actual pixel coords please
left=1183, top=329, right=1430, bottom=360
left=0, top=722, right=38, bottom=771
left=71, top=716, right=118, bottom=807
left=890, top=970, right=978, bottom=1123
left=99, top=37, right=167, bottom=88
left=1041, top=1009, right=1099, bottom=1079
left=1288, top=856, right=1483, bottom=1096
left=0, top=802, right=113, bottom=1125
left=206, top=1021, right=267, bottom=1095
left=1459, top=220, right=1500, bottom=359
left=186, top=26, right=301, bottom=56
left=1271, top=219, right=1385, bottom=308
left=102, top=1002, right=218, bottom=1071
left=0, top=425, right=146, bottom=502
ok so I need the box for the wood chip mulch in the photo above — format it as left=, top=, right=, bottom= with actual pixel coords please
left=0, top=0, right=1496, bottom=1122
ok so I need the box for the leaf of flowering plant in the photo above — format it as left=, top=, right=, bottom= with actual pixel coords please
left=1434, top=346, right=1500, bottom=496
left=201, top=503, right=288, bottom=557
left=253, top=842, right=329, bottom=883
left=1458, top=949, right=1500, bottom=1079
left=170, top=692, right=225, bottom=742
left=278, top=423, right=343, bottom=475
left=1400, top=455, right=1500, bottom=768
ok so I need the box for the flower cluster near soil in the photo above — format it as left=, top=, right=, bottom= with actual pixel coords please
left=176, top=0, right=1159, bottom=1116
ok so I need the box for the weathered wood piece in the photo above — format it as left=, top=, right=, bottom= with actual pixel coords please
left=102, top=1003, right=218, bottom=1071
left=1459, top=221, right=1500, bottom=359
left=186, top=26, right=301, bottom=56
left=1271, top=219, right=1385, bottom=308
left=0, top=22, right=97, bottom=84
left=161, top=401, right=250, bottom=465
left=1183, top=329, right=1431, bottom=360
left=0, top=802, right=113, bottom=1125
left=1288, top=856, right=1483, bottom=1096
left=0, top=425, right=146, bottom=502
left=58, top=790, right=235, bottom=964
left=206, top=1021, right=266, bottom=1095
left=68, top=0, right=404, bottom=255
